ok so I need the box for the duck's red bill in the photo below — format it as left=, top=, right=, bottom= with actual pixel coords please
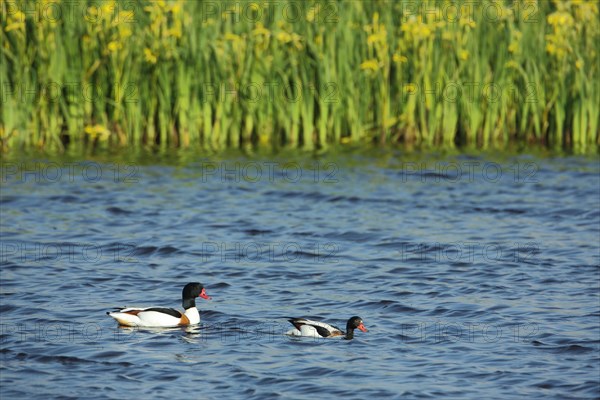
left=358, top=323, right=368, bottom=332
left=199, top=288, right=211, bottom=300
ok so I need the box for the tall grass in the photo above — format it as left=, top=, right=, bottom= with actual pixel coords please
left=1, top=0, right=598, bottom=153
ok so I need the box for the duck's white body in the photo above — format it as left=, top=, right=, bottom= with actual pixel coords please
left=286, top=318, right=343, bottom=338
left=107, top=307, right=199, bottom=327
left=107, top=282, right=210, bottom=328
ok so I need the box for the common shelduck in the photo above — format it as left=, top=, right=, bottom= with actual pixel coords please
left=107, top=282, right=211, bottom=327
left=286, top=316, right=368, bottom=339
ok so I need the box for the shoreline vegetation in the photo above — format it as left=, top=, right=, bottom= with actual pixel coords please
left=1, top=0, right=598, bottom=154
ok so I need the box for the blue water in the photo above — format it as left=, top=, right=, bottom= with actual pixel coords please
left=1, top=150, right=599, bottom=399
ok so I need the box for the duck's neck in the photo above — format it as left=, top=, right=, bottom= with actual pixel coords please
left=182, top=297, right=196, bottom=310
left=344, top=328, right=355, bottom=340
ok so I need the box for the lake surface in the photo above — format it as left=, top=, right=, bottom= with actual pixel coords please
left=1, top=149, right=599, bottom=399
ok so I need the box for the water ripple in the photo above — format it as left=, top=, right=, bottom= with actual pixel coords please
left=0, top=154, right=598, bottom=399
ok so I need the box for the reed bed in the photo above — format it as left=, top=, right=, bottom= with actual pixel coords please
left=1, top=0, right=598, bottom=153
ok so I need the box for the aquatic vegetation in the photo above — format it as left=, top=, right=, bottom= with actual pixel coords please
left=0, top=0, right=598, bottom=153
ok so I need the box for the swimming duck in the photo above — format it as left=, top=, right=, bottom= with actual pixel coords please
left=107, top=282, right=211, bottom=327
left=286, top=316, right=368, bottom=339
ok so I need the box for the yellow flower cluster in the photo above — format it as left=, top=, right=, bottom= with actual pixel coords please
left=250, top=22, right=271, bottom=52
left=572, top=0, right=599, bottom=22
left=392, top=54, right=408, bottom=63
left=84, top=124, right=111, bottom=141
left=366, top=12, right=388, bottom=44
left=252, top=23, right=270, bottom=37
left=4, top=10, right=25, bottom=33
left=544, top=1, right=597, bottom=71
left=144, top=48, right=158, bottom=64
left=401, top=16, right=433, bottom=42
left=362, top=12, right=389, bottom=74
left=142, top=0, right=185, bottom=63
left=275, top=21, right=303, bottom=50
left=396, top=5, right=477, bottom=68
left=547, top=11, right=574, bottom=28
left=214, top=20, right=303, bottom=58
left=144, top=0, right=183, bottom=38
left=545, top=11, right=575, bottom=60
left=508, top=30, right=522, bottom=55
left=360, top=59, right=381, bottom=72
left=276, top=31, right=303, bottom=50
